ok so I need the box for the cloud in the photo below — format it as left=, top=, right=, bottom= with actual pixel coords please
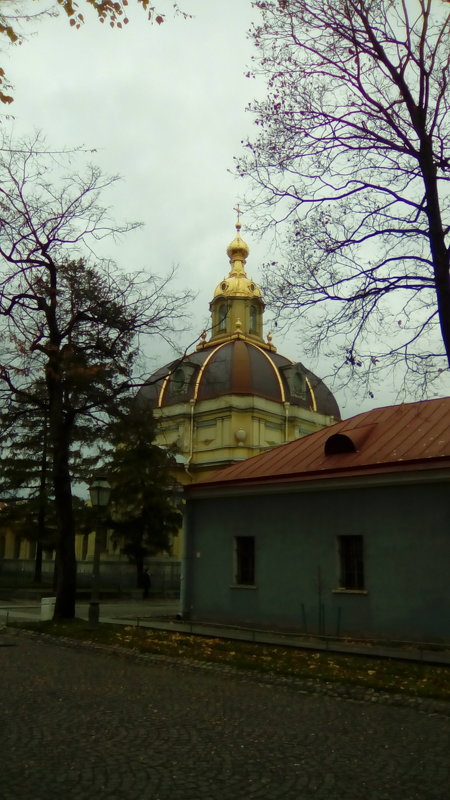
left=2, top=0, right=403, bottom=415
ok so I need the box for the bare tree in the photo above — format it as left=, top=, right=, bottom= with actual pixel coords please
left=238, top=0, right=450, bottom=395
left=0, top=133, right=192, bottom=619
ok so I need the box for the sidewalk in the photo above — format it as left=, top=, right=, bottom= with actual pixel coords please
left=0, top=597, right=179, bottom=625
left=1, top=597, right=450, bottom=666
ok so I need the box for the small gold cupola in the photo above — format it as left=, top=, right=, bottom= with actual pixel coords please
left=208, top=214, right=270, bottom=348
left=226, top=220, right=250, bottom=270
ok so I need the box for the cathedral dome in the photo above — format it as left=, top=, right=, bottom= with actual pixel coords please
left=137, top=339, right=340, bottom=418
left=137, top=216, right=340, bottom=483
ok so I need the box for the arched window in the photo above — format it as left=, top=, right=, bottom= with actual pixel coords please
left=218, top=303, right=227, bottom=332
left=249, top=305, right=257, bottom=333
left=171, top=367, right=186, bottom=395
left=293, top=370, right=305, bottom=397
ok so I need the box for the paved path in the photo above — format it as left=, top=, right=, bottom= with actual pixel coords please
left=0, top=598, right=180, bottom=624
left=2, top=598, right=450, bottom=665
left=1, top=631, right=449, bottom=800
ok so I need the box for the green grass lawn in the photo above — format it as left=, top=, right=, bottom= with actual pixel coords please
left=6, top=619, right=450, bottom=702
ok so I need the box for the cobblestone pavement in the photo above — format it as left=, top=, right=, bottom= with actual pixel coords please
left=1, top=632, right=449, bottom=800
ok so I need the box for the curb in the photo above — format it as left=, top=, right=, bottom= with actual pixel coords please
left=6, top=626, right=450, bottom=719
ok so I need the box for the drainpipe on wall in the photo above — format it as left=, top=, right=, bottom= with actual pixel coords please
left=284, top=401, right=290, bottom=442
left=178, top=501, right=190, bottom=619
left=185, top=398, right=195, bottom=477
left=179, top=399, right=195, bottom=617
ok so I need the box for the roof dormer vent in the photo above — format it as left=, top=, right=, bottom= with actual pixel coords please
left=324, top=423, right=378, bottom=456
left=325, top=433, right=356, bottom=455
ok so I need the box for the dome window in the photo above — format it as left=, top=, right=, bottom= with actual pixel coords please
left=281, top=366, right=307, bottom=401
left=249, top=304, right=257, bottom=334
left=171, top=367, right=186, bottom=395
left=293, top=371, right=306, bottom=398
left=169, top=362, right=196, bottom=397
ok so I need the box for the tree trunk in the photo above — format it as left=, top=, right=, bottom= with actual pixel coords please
left=52, top=427, right=77, bottom=619
left=420, top=141, right=450, bottom=366
left=35, top=424, right=48, bottom=586
left=44, top=266, right=77, bottom=620
left=46, top=351, right=77, bottom=619
left=52, top=556, right=58, bottom=593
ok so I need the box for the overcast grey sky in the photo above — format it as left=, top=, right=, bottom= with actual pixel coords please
left=8, top=2, right=270, bottom=349
left=3, top=0, right=442, bottom=417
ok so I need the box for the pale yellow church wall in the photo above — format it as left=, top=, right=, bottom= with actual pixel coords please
left=0, top=528, right=48, bottom=560
left=0, top=528, right=19, bottom=559
left=212, top=297, right=260, bottom=340
left=153, top=394, right=337, bottom=477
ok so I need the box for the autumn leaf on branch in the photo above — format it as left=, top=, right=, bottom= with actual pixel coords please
left=0, top=0, right=189, bottom=103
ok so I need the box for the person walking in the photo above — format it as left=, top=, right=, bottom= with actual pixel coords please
left=142, top=567, right=151, bottom=599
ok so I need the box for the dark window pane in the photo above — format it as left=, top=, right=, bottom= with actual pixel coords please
left=218, top=304, right=227, bottom=332
left=339, top=535, right=364, bottom=590
left=235, top=536, right=255, bottom=585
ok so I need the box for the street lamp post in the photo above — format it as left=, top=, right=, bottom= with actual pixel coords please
left=88, top=477, right=111, bottom=624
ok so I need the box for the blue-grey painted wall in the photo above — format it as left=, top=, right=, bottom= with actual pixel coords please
left=183, top=479, right=450, bottom=642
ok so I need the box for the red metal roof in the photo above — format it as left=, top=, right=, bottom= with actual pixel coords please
left=189, top=397, right=450, bottom=490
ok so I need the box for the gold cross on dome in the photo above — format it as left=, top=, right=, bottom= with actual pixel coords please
left=234, top=203, right=242, bottom=224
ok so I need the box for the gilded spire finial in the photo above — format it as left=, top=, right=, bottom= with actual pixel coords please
left=226, top=206, right=249, bottom=267
left=233, top=203, right=242, bottom=232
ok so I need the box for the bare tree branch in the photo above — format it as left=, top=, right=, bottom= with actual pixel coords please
left=239, top=0, right=450, bottom=395
left=0, top=133, right=193, bottom=619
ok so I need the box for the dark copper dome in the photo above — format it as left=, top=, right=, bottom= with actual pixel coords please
left=137, top=339, right=340, bottom=418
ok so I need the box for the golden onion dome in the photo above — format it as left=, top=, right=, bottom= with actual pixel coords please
left=226, top=222, right=250, bottom=261
left=213, top=221, right=262, bottom=299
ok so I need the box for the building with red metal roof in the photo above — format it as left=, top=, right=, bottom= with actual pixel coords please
left=182, top=397, right=450, bottom=642
left=192, top=396, right=450, bottom=488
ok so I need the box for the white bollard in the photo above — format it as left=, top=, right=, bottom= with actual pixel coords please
left=40, top=597, right=56, bottom=621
